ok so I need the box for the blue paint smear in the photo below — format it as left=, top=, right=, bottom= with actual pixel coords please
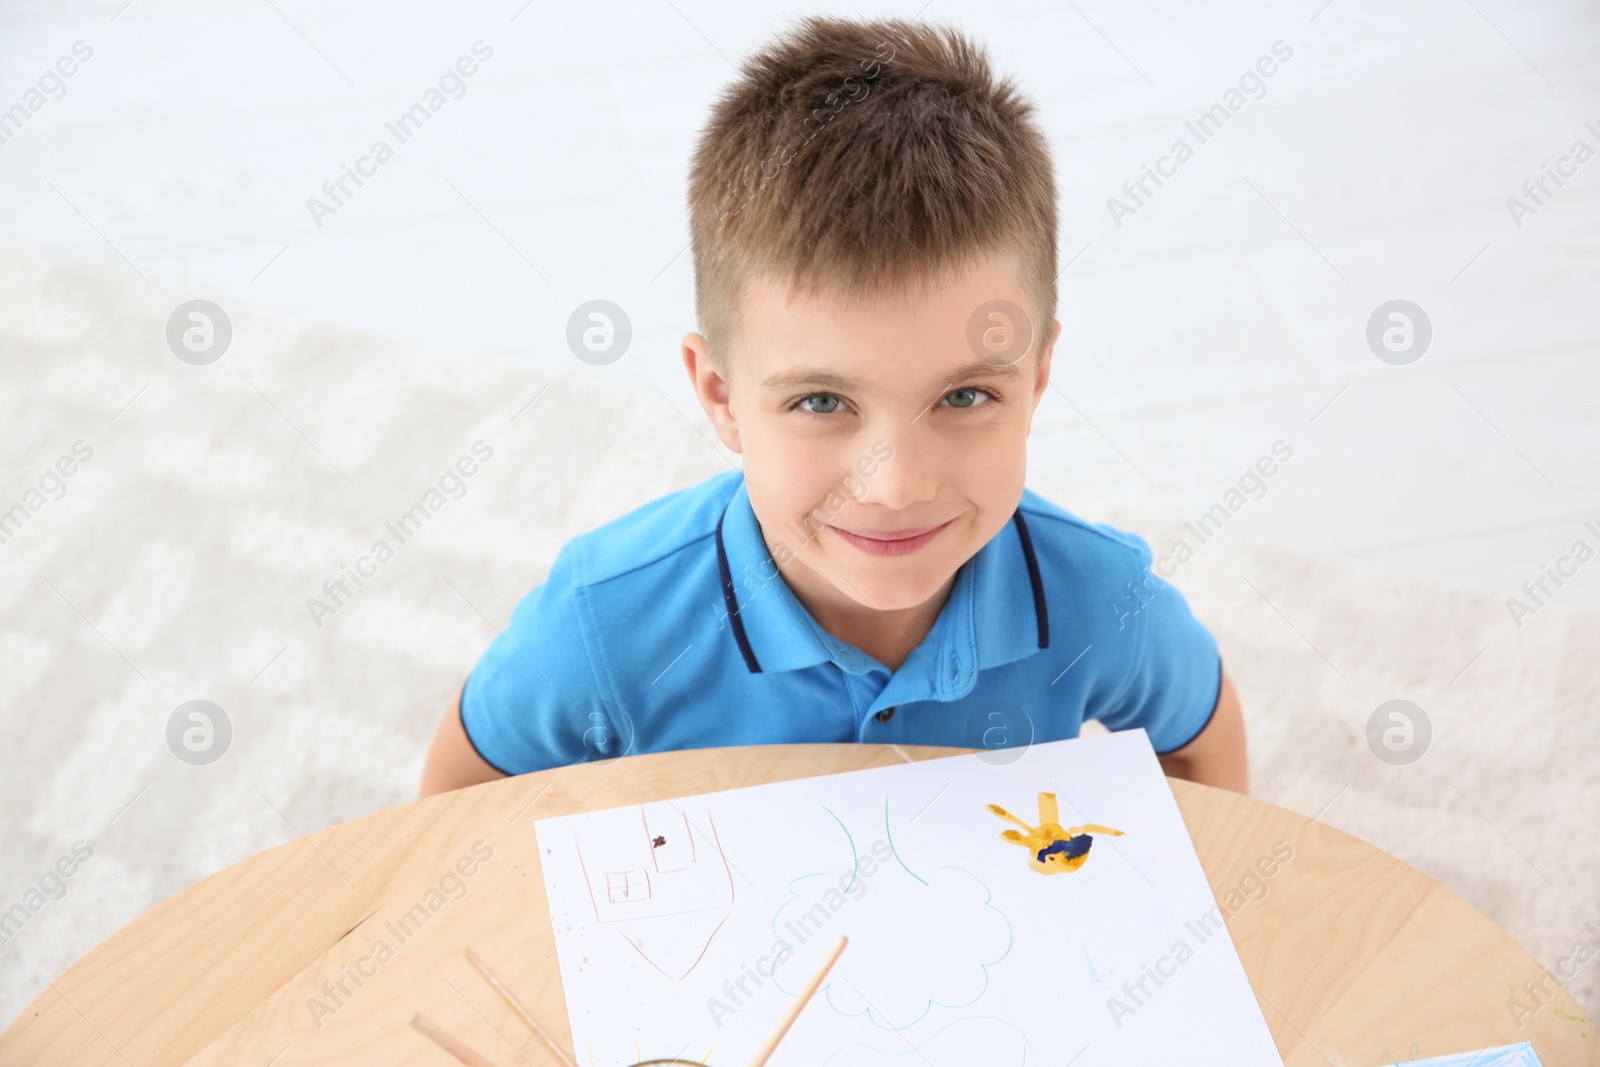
left=1035, top=833, right=1093, bottom=864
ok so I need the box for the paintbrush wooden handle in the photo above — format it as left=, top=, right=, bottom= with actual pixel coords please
left=410, top=1012, right=502, bottom=1067
left=465, top=949, right=579, bottom=1067
left=746, top=935, right=848, bottom=1067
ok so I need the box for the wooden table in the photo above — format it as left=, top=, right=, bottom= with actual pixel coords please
left=3, top=743, right=1594, bottom=1066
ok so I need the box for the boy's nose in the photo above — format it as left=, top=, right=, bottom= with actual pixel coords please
left=852, top=432, right=937, bottom=510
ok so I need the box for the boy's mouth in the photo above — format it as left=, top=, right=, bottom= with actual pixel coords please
left=827, top=519, right=953, bottom=557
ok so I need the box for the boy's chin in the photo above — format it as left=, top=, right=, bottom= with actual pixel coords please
left=826, top=565, right=954, bottom=614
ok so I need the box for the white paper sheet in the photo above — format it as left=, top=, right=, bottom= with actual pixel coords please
left=534, top=729, right=1285, bottom=1066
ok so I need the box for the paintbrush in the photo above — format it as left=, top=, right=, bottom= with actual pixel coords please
left=411, top=1011, right=502, bottom=1067
left=465, top=948, right=580, bottom=1067
left=746, top=934, right=848, bottom=1067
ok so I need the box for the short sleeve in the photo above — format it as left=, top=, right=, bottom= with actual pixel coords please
left=460, top=541, right=616, bottom=775
left=1094, top=534, right=1223, bottom=755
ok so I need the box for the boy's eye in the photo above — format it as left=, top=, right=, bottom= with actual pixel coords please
left=940, top=387, right=998, bottom=409
left=796, top=393, right=848, bottom=415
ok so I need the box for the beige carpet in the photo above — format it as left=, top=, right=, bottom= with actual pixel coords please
left=1, top=244, right=1595, bottom=1029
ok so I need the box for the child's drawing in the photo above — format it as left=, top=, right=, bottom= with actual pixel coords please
left=574, top=800, right=735, bottom=980
left=987, top=792, right=1124, bottom=875
left=766, top=799, right=1012, bottom=1030
left=536, top=732, right=1288, bottom=1065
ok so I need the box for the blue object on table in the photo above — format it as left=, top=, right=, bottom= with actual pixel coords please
left=1383, top=1043, right=1542, bottom=1067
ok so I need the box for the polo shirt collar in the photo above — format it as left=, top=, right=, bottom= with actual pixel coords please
left=715, top=474, right=1049, bottom=702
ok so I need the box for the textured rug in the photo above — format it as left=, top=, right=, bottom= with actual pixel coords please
left=1, top=244, right=1595, bottom=1028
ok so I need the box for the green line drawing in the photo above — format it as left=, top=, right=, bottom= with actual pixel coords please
left=764, top=797, right=1014, bottom=1031
left=766, top=870, right=821, bottom=986
left=824, top=804, right=859, bottom=894
left=817, top=863, right=1015, bottom=1029
left=884, top=794, right=927, bottom=886
left=937, top=865, right=1014, bottom=968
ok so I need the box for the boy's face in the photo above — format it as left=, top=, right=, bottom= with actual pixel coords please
left=683, top=253, right=1059, bottom=618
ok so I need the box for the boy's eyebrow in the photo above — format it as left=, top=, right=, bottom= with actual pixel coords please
left=762, top=369, right=863, bottom=392
left=762, top=359, right=1023, bottom=392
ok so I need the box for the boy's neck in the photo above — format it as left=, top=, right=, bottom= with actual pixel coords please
left=768, top=549, right=958, bottom=673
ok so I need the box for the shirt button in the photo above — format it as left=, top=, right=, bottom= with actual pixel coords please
left=875, top=707, right=895, bottom=723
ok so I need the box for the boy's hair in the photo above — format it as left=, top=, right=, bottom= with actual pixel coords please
left=687, top=16, right=1058, bottom=377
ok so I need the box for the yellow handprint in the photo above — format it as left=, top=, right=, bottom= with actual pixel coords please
left=988, top=792, right=1124, bottom=875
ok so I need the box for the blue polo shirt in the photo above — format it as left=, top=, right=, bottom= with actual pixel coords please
left=460, top=469, right=1222, bottom=774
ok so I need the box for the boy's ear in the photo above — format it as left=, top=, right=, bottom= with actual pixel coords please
left=1025, top=318, right=1061, bottom=435
left=681, top=331, right=744, bottom=454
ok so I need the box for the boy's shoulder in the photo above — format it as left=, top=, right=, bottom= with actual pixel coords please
left=561, top=469, right=744, bottom=588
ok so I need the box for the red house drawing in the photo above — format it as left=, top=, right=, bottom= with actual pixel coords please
left=574, top=801, right=735, bottom=980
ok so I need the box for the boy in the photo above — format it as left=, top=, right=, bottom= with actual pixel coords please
left=420, top=16, right=1246, bottom=796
